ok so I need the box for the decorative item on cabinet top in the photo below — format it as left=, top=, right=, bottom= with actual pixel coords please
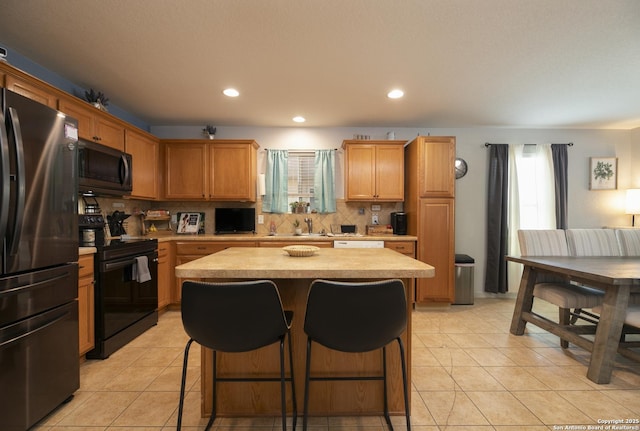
left=203, top=125, right=216, bottom=139
left=84, top=88, right=109, bottom=112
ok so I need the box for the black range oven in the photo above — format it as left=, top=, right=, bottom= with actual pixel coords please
left=86, top=238, right=159, bottom=359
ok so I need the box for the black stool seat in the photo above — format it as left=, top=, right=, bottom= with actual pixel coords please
left=177, top=280, right=296, bottom=431
left=302, top=279, right=410, bottom=431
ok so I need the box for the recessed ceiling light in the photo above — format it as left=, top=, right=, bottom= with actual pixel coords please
left=223, top=88, right=240, bottom=97
left=292, top=116, right=306, bottom=123
left=387, top=89, right=404, bottom=99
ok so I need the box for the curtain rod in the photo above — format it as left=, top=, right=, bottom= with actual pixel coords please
left=484, top=142, right=573, bottom=147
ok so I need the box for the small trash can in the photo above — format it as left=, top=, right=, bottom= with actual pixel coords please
left=453, top=254, right=475, bottom=305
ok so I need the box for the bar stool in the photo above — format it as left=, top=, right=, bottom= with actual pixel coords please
left=302, top=279, right=410, bottom=431
left=177, top=280, right=297, bottom=431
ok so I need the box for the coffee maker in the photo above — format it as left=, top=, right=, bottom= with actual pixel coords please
left=390, top=212, right=407, bottom=235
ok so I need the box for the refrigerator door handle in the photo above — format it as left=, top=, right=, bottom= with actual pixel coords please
left=0, top=107, right=10, bottom=248
left=0, top=305, right=73, bottom=348
left=119, top=154, right=130, bottom=187
left=6, top=107, right=26, bottom=257
left=0, top=272, right=69, bottom=296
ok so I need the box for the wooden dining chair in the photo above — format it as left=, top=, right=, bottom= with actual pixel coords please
left=177, top=280, right=297, bottom=431
left=518, top=229, right=604, bottom=348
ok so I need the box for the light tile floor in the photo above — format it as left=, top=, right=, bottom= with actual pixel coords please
left=34, top=298, right=640, bottom=430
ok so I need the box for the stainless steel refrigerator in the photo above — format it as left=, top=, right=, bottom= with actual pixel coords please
left=0, top=89, right=80, bottom=431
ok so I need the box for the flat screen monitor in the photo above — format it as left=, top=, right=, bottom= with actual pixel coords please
left=214, top=208, right=256, bottom=234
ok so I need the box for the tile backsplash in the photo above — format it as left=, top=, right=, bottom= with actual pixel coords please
left=89, top=197, right=403, bottom=237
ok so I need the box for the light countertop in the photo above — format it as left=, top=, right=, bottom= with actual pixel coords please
left=175, top=246, right=433, bottom=279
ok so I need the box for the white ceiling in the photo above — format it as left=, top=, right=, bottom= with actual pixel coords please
left=1, top=0, right=639, bottom=129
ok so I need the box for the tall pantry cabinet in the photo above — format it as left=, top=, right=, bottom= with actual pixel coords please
left=404, top=136, right=456, bottom=303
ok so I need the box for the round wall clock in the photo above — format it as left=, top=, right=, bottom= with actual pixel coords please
left=455, top=157, right=468, bottom=179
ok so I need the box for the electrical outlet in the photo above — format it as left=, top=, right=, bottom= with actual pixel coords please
left=257, top=215, right=264, bottom=224
left=372, top=214, right=379, bottom=225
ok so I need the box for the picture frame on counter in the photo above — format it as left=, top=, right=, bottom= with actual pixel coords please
left=176, top=212, right=204, bottom=234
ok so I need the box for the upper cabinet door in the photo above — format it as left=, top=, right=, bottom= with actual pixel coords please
left=94, top=116, right=125, bottom=151
left=58, top=97, right=95, bottom=140
left=418, top=136, right=455, bottom=198
left=5, top=75, right=58, bottom=109
left=209, top=141, right=258, bottom=201
left=344, top=144, right=376, bottom=200
left=125, top=129, right=159, bottom=200
left=58, top=97, right=125, bottom=150
left=163, top=141, right=208, bottom=200
left=375, top=144, right=405, bottom=201
left=343, top=140, right=405, bottom=201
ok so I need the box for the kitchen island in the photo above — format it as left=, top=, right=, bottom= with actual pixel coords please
left=175, top=246, right=434, bottom=418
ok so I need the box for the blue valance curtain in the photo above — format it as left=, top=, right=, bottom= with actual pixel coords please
left=261, top=149, right=289, bottom=213
left=313, top=149, right=336, bottom=213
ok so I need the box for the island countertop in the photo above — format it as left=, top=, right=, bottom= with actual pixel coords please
left=174, top=246, right=434, bottom=279
left=175, top=246, right=434, bottom=418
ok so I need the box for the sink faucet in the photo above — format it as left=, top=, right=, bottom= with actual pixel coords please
left=304, top=217, right=313, bottom=234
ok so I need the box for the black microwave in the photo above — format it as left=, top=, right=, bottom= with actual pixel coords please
left=78, top=140, right=132, bottom=196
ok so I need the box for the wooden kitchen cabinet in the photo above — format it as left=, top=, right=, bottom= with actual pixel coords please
left=78, top=254, right=95, bottom=356
left=173, top=241, right=257, bottom=303
left=5, top=74, right=58, bottom=108
left=257, top=241, right=333, bottom=248
left=163, top=139, right=259, bottom=201
left=58, top=96, right=125, bottom=150
left=163, top=141, right=208, bottom=199
left=405, top=136, right=456, bottom=303
left=157, top=242, right=173, bottom=310
left=125, top=129, right=159, bottom=199
left=414, top=198, right=455, bottom=302
left=384, top=241, right=416, bottom=258
left=342, top=140, right=405, bottom=201
left=414, top=136, right=456, bottom=197
left=209, top=142, right=258, bottom=201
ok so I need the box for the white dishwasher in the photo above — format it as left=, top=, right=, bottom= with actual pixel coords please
left=333, top=240, right=384, bottom=248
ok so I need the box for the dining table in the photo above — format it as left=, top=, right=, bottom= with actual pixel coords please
left=507, top=255, right=640, bottom=384
left=175, top=246, right=434, bottom=417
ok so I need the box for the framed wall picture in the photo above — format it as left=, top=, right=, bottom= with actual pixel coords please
left=589, top=157, right=617, bottom=190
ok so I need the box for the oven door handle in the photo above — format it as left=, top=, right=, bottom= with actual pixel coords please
left=103, top=255, right=156, bottom=272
